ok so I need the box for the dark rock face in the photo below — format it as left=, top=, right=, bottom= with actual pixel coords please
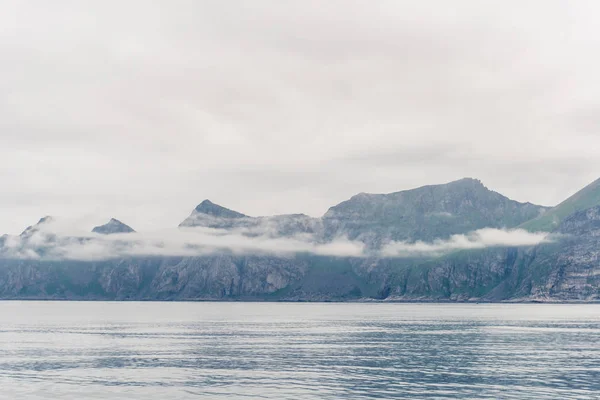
left=368, top=206, right=600, bottom=302
left=522, top=206, right=600, bottom=301
left=556, top=206, right=600, bottom=235
left=92, top=219, right=135, bottom=235
left=0, top=255, right=310, bottom=300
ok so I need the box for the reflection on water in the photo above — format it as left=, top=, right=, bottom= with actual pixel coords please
left=0, top=302, right=599, bottom=399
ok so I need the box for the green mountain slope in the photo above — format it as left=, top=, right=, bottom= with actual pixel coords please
left=520, top=178, right=600, bottom=232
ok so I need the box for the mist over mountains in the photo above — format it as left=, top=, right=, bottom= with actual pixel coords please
left=0, top=177, right=599, bottom=302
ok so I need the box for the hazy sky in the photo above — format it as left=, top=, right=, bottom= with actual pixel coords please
left=2, top=1, right=600, bottom=234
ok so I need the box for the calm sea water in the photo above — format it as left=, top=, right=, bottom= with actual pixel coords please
left=0, top=302, right=598, bottom=399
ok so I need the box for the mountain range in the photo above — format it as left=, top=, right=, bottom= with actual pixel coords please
left=1, top=177, right=599, bottom=302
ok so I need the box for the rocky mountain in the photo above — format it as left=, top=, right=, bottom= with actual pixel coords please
left=180, top=179, right=548, bottom=245
left=522, top=205, right=600, bottom=300
left=92, top=218, right=135, bottom=235
left=20, top=216, right=54, bottom=238
left=322, top=178, right=548, bottom=245
left=187, top=199, right=247, bottom=220
left=0, top=177, right=599, bottom=302
left=180, top=200, right=323, bottom=237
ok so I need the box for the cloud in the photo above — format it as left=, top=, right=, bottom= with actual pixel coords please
left=0, top=218, right=365, bottom=261
left=381, top=228, right=552, bottom=257
left=0, top=215, right=553, bottom=261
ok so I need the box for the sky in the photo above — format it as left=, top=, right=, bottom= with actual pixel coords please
left=2, top=0, right=600, bottom=234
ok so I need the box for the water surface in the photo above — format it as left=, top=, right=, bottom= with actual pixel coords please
left=0, top=302, right=599, bottom=399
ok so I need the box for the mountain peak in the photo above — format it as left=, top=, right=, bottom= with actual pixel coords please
left=456, top=177, right=482, bottom=183
left=20, top=216, right=54, bottom=237
left=37, top=216, right=54, bottom=224
left=92, top=218, right=135, bottom=235
left=446, top=177, right=485, bottom=188
left=323, top=178, right=548, bottom=243
left=194, top=200, right=246, bottom=219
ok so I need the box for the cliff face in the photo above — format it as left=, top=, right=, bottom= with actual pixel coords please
left=524, top=206, right=600, bottom=301
left=0, top=256, right=310, bottom=300
left=0, top=213, right=597, bottom=302
left=363, top=206, right=600, bottom=302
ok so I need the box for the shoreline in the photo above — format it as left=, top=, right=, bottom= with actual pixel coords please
left=0, top=297, right=599, bottom=304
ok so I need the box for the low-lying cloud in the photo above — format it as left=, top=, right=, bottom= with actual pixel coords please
left=381, top=228, right=552, bottom=257
left=1, top=219, right=365, bottom=261
left=0, top=218, right=553, bottom=261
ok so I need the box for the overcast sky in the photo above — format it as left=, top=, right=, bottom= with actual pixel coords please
left=1, top=0, right=600, bottom=234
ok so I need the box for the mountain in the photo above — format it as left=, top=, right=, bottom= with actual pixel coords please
left=180, top=200, right=323, bottom=237
left=520, top=177, right=600, bottom=232
left=179, top=199, right=249, bottom=229
left=0, top=177, right=599, bottom=302
left=191, top=199, right=247, bottom=219
left=180, top=179, right=549, bottom=245
left=521, top=205, right=600, bottom=300
left=358, top=203, right=600, bottom=302
left=92, top=218, right=135, bottom=235
left=20, top=216, right=54, bottom=238
left=322, top=178, right=549, bottom=245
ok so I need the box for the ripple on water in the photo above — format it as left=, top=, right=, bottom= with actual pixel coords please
left=0, top=302, right=599, bottom=399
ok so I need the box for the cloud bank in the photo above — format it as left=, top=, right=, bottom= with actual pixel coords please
left=1, top=218, right=365, bottom=261
left=381, top=228, right=552, bottom=257
left=0, top=218, right=552, bottom=261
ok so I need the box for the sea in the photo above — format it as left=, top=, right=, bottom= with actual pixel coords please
left=0, top=302, right=598, bottom=399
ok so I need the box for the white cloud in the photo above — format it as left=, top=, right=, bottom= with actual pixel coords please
left=0, top=218, right=365, bottom=261
left=381, top=228, right=552, bottom=257
left=0, top=215, right=553, bottom=261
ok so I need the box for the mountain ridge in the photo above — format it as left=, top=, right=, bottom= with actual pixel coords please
left=321, top=177, right=549, bottom=245
left=1, top=176, right=599, bottom=302
left=177, top=178, right=550, bottom=245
